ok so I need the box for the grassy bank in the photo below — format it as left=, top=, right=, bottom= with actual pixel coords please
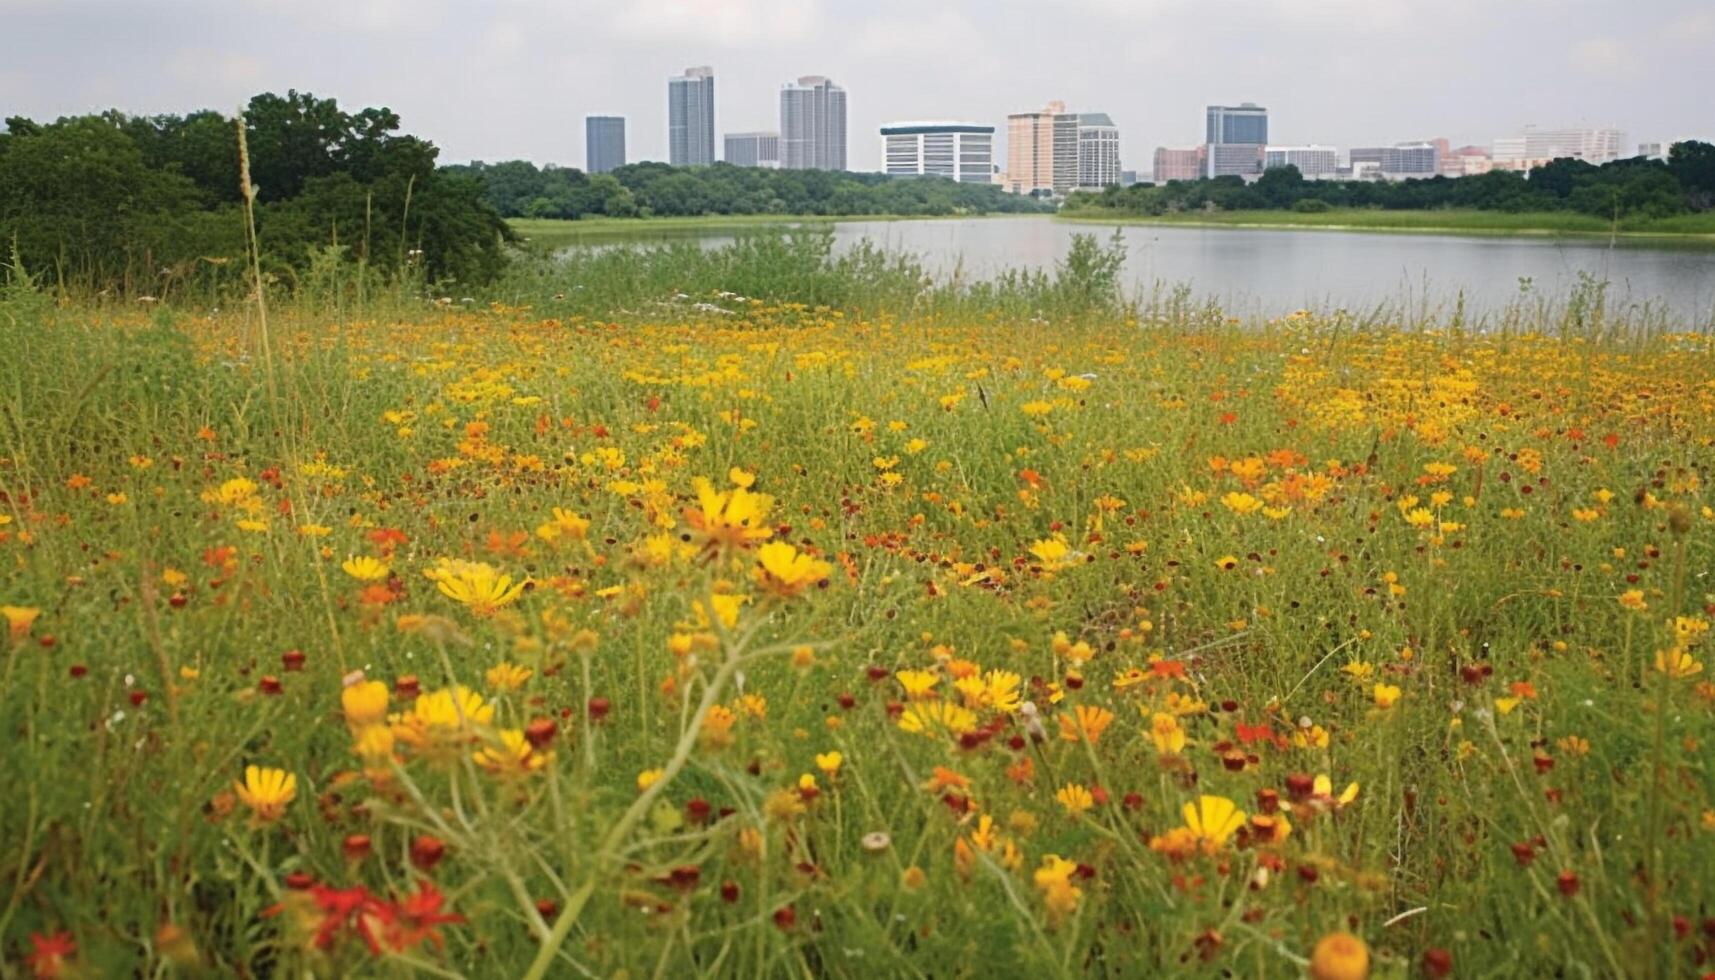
left=509, top=213, right=1019, bottom=251
left=1059, top=207, right=1715, bottom=242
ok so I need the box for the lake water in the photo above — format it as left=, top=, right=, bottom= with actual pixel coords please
left=567, top=216, right=1715, bottom=325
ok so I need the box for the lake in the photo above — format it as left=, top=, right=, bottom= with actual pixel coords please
left=558, top=216, right=1715, bottom=325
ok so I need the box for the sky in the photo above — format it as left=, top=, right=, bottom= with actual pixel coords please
left=4, top=0, right=1713, bottom=174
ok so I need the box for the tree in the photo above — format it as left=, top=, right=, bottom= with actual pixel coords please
left=1668, top=140, right=1715, bottom=210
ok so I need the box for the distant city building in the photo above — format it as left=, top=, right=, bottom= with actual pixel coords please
left=1491, top=126, right=1626, bottom=167
left=1152, top=146, right=1206, bottom=182
left=1206, top=103, right=1268, bottom=145
left=1349, top=142, right=1440, bottom=179
left=1264, top=145, right=1339, bottom=177
left=1205, top=103, right=1267, bottom=177
left=1638, top=141, right=1666, bottom=159
left=1075, top=113, right=1122, bottom=189
left=1440, top=144, right=1491, bottom=177
left=1120, top=169, right=1139, bottom=187
left=668, top=66, right=716, bottom=166
left=724, top=132, right=780, bottom=168
left=780, top=76, right=847, bottom=171
left=585, top=116, right=626, bottom=174
left=1208, top=143, right=1264, bottom=179
left=1007, top=102, right=1119, bottom=194
left=879, top=122, right=994, bottom=183
left=1006, top=101, right=1066, bottom=194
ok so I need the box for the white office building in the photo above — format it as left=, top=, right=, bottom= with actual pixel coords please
left=1492, top=126, right=1626, bottom=165
left=1264, top=145, right=1340, bottom=177
left=780, top=75, right=847, bottom=171
left=880, top=123, right=995, bottom=183
left=1075, top=113, right=1122, bottom=189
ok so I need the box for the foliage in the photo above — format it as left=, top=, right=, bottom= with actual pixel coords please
left=447, top=159, right=1053, bottom=220
left=0, top=91, right=511, bottom=297
left=1, top=264, right=1712, bottom=976
left=1067, top=141, right=1715, bottom=223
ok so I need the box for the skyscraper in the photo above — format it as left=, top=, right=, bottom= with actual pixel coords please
left=585, top=116, right=626, bottom=174
left=1205, top=103, right=1267, bottom=178
left=668, top=66, right=716, bottom=167
left=1206, top=104, right=1268, bottom=145
left=1075, top=113, right=1121, bottom=189
left=1006, top=101, right=1066, bottom=194
left=780, top=76, right=847, bottom=171
left=879, top=123, right=995, bottom=183
left=724, top=132, right=781, bottom=168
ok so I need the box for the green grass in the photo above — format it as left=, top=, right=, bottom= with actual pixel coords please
left=1059, top=208, right=1715, bottom=241
left=509, top=213, right=1020, bottom=251
left=2, top=242, right=1713, bottom=977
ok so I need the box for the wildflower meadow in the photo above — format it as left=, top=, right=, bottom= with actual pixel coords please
left=1, top=242, right=1713, bottom=978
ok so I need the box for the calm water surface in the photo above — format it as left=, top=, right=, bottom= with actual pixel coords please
left=571, top=216, right=1715, bottom=324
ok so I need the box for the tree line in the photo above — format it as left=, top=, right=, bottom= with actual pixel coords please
left=0, top=91, right=513, bottom=296
left=444, top=160, right=1051, bottom=220
left=1065, top=141, right=1715, bottom=219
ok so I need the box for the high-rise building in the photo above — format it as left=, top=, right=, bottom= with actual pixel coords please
left=1205, top=103, right=1267, bottom=177
left=1075, top=113, right=1121, bottom=189
left=1152, top=146, right=1206, bottom=182
left=879, top=123, right=994, bottom=183
left=1006, top=101, right=1065, bottom=194
left=1007, top=102, right=1117, bottom=193
left=1206, top=104, right=1268, bottom=146
left=724, top=132, right=781, bottom=168
left=780, top=76, right=847, bottom=171
left=1637, top=141, right=1666, bottom=160
left=1264, top=145, right=1339, bottom=177
left=668, top=66, right=716, bottom=167
left=1491, top=126, right=1626, bottom=167
left=585, top=116, right=626, bottom=174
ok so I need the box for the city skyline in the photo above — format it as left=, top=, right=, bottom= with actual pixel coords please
left=4, top=1, right=1710, bottom=173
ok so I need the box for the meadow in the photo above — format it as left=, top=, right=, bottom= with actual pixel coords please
left=1, top=235, right=1713, bottom=978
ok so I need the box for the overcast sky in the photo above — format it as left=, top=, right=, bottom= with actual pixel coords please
left=5, top=0, right=1712, bottom=173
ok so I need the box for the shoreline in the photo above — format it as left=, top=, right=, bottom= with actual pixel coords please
left=1055, top=210, right=1715, bottom=247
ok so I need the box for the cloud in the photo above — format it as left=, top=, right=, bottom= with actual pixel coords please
left=610, top=0, right=824, bottom=46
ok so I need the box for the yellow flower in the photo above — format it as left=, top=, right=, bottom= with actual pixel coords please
left=473, top=729, right=550, bottom=777
left=1033, top=855, right=1083, bottom=922
left=1309, top=932, right=1370, bottom=980
left=485, top=661, right=534, bottom=692
left=1182, top=794, right=1246, bottom=851
left=896, top=669, right=940, bottom=699
left=233, top=766, right=296, bottom=823
left=3, top=605, right=41, bottom=640
left=815, top=751, right=843, bottom=775
left=1221, top=491, right=1263, bottom=515
left=1021, top=400, right=1054, bottom=417
left=897, top=700, right=977, bottom=737
left=424, top=558, right=528, bottom=616
left=535, top=506, right=591, bottom=542
left=1372, top=683, right=1402, bottom=709
left=1312, top=774, right=1360, bottom=808
left=686, top=476, right=774, bottom=555
left=753, top=541, right=833, bottom=597
left=637, top=768, right=665, bottom=791
left=1213, top=554, right=1239, bottom=571
left=341, top=679, right=390, bottom=728
left=1056, top=782, right=1095, bottom=816
left=391, top=685, right=494, bottom=758
left=1656, top=648, right=1704, bottom=679
left=1058, top=704, right=1114, bottom=744
left=1149, top=712, right=1186, bottom=755
left=1029, top=536, right=1072, bottom=570
left=1618, top=589, right=1648, bottom=611
left=341, top=555, right=390, bottom=582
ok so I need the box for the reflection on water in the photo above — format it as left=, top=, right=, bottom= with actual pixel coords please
left=556, top=216, right=1715, bottom=324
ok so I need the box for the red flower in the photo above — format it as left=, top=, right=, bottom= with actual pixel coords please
left=26, top=931, right=76, bottom=979
left=385, top=883, right=464, bottom=952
